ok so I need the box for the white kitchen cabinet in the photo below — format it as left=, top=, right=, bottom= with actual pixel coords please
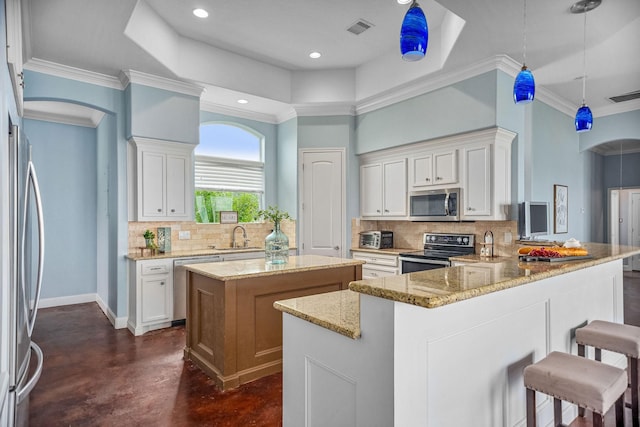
left=409, top=149, right=457, bottom=189
left=360, top=159, right=407, bottom=218
left=5, top=0, right=24, bottom=116
left=461, top=130, right=512, bottom=220
left=128, top=137, right=195, bottom=221
left=128, top=258, right=174, bottom=336
left=352, top=251, right=399, bottom=278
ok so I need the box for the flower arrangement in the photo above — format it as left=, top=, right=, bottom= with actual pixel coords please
left=256, top=206, right=290, bottom=226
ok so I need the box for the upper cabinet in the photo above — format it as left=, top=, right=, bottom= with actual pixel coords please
left=359, top=128, right=516, bottom=221
left=360, top=159, right=407, bottom=218
left=5, top=0, right=25, bottom=116
left=128, top=137, right=195, bottom=221
left=409, top=149, right=457, bottom=189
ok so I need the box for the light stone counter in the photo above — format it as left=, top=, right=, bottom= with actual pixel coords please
left=126, top=247, right=268, bottom=261
left=185, top=254, right=364, bottom=282
left=350, top=242, right=640, bottom=308
left=274, top=290, right=360, bottom=339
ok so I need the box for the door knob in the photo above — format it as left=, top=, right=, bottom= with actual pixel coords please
left=334, top=246, right=340, bottom=250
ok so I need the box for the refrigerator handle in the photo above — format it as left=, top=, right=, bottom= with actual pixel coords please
left=21, top=160, right=45, bottom=336
left=16, top=342, right=43, bottom=404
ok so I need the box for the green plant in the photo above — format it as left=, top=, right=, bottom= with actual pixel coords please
left=256, top=206, right=290, bottom=225
left=143, top=229, right=155, bottom=240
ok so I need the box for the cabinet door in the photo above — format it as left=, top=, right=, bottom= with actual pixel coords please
left=433, top=150, right=457, bottom=185
left=361, top=163, right=383, bottom=217
left=463, top=145, right=491, bottom=217
left=166, top=154, right=188, bottom=217
left=141, top=151, right=166, bottom=217
left=410, top=154, right=433, bottom=187
left=141, top=275, right=171, bottom=324
left=383, top=159, right=407, bottom=216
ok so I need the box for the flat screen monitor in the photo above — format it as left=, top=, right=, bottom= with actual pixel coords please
left=518, top=202, right=549, bottom=239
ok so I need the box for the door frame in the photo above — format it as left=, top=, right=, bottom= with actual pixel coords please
left=297, top=148, right=346, bottom=257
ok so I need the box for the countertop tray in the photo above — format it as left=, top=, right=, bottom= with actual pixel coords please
left=519, top=255, right=593, bottom=263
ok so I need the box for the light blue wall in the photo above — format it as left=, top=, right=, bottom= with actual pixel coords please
left=199, top=111, right=279, bottom=208
left=23, top=119, right=98, bottom=299
left=24, top=70, right=128, bottom=317
left=580, top=110, right=640, bottom=151
left=355, top=71, right=498, bottom=154
left=276, top=117, right=298, bottom=216
left=128, top=83, right=200, bottom=144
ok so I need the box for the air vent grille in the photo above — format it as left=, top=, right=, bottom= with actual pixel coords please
left=609, top=90, right=640, bottom=103
left=347, top=19, right=374, bottom=35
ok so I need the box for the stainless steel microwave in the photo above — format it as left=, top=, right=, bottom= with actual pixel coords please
left=359, top=231, right=394, bottom=249
left=409, top=188, right=460, bottom=221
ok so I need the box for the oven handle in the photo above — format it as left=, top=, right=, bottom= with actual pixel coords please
left=399, top=257, right=450, bottom=266
left=444, top=192, right=450, bottom=216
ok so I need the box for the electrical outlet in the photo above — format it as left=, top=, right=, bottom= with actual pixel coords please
left=179, top=231, right=191, bottom=240
left=504, top=231, right=512, bottom=244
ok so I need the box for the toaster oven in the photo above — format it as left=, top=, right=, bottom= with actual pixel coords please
left=359, top=231, right=393, bottom=249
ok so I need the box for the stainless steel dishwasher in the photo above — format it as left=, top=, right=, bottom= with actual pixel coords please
left=173, top=255, right=222, bottom=322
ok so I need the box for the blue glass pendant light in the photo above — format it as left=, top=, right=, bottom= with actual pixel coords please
left=400, top=0, right=428, bottom=61
left=575, top=104, right=593, bottom=132
left=572, top=0, right=598, bottom=132
left=513, top=0, right=535, bottom=104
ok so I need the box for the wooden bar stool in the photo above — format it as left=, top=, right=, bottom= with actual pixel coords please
left=523, top=351, right=626, bottom=427
left=576, top=320, right=640, bottom=427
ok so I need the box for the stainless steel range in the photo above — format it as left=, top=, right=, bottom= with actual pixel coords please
left=399, top=233, right=475, bottom=274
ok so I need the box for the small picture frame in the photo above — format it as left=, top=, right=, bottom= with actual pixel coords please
left=554, top=185, right=568, bottom=234
left=220, top=211, right=238, bottom=224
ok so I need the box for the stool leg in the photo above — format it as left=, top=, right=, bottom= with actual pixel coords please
left=554, top=398, right=562, bottom=426
left=593, top=412, right=604, bottom=427
left=632, top=357, right=639, bottom=427
left=578, top=344, right=586, bottom=418
left=617, top=393, right=625, bottom=427
left=526, top=388, right=536, bottom=427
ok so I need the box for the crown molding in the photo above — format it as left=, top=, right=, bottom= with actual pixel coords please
left=534, top=86, right=576, bottom=117
left=24, top=100, right=105, bottom=128
left=24, top=58, right=122, bottom=89
left=119, top=70, right=204, bottom=97
left=200, top=100, right=282, bottom=124
left=293, top=102, right=355, bottom=117
left=593, top=98, right=640, bottom=118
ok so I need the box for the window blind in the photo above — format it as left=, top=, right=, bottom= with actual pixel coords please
left=194, top=155, right=264, bottom=193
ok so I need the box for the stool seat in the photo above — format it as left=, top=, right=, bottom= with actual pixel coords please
left=524, top=351, right=627, bottom=415
left=576, top=320, right=640, bottom=358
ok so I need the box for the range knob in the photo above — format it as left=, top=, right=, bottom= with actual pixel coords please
left=456, top=237, right=462, bottom=243
left=463, top=237, right=469, bottom=244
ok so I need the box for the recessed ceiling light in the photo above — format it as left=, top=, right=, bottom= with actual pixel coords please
left=309, top=52, right=321, bottom=59
left=237, top=99, right=249, bottom=104
left=193, top=8, right=209, bottom=18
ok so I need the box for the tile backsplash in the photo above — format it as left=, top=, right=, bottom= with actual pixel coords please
left=128, top=220, right=296, bottom=253
left=351, top=219, right=518, bottom=257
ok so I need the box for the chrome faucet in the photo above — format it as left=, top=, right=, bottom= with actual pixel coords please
left=231, top=225, right=249, bottom=248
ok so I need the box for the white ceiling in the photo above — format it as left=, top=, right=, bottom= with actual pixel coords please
left=22, top=0, right=640, bottom=125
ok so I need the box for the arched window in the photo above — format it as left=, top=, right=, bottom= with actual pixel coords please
left=194, top=123, right=264, bottom=223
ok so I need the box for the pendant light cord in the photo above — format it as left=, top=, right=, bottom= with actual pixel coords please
left=522, top=0, right=527, bottom=65
left=582, top=9, right=587, bottom=104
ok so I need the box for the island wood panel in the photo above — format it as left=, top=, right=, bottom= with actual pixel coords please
left=185, top=263, right=362, bottom=390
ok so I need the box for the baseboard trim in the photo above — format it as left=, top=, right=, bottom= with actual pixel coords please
left=38, top=293, right=128, bottom=329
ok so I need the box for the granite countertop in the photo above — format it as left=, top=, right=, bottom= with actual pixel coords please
left=126, top=247, right=300, bottom=261
left=274, top=290, right=361, bottom=339
left=350, top=247, right=417, bottom=256
left=184, top=254, right=365, bottom=281
left=349, top=242, right=640, bottom=309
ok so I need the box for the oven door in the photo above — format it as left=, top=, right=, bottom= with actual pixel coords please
left=399, top=257, right=450, bottom=274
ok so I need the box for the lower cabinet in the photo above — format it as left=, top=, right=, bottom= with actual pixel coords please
left=128, top=258, right=174, bottom=336
left=352, top=251, right=399, bottom=278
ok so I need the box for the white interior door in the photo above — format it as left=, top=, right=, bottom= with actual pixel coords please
left=610, top=189, right=619, bottom=246
left=631, top=192, right=640, bottom=270
left=299, top=149, right=345, bottom=257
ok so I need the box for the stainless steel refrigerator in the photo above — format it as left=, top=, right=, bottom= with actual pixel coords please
left=5, top=124, right=45, bottom=426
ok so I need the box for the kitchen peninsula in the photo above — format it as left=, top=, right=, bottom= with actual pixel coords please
left=275, top=243, right=640, bottom=427
left=183, top=255, right=363, bottom=390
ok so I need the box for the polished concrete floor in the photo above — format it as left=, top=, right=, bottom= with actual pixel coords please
left=29, top=270, right=640, bottom=426
left=29, top=304, right=282, bottom=426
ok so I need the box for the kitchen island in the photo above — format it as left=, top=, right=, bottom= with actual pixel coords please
left=183, top=255, right=363, bottom=390
left=274, top=243, right=640, bottom=427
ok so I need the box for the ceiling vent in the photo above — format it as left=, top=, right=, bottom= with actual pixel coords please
left=347, top=19, right=374, bottom=35
left=609, top=90, right=640, bottom=103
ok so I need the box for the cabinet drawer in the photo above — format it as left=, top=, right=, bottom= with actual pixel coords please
left=362, top=266, right=398, bottom=279
left=352, top=252, right=398, bottom=267
left=141, top=263, right=171, bottom=276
